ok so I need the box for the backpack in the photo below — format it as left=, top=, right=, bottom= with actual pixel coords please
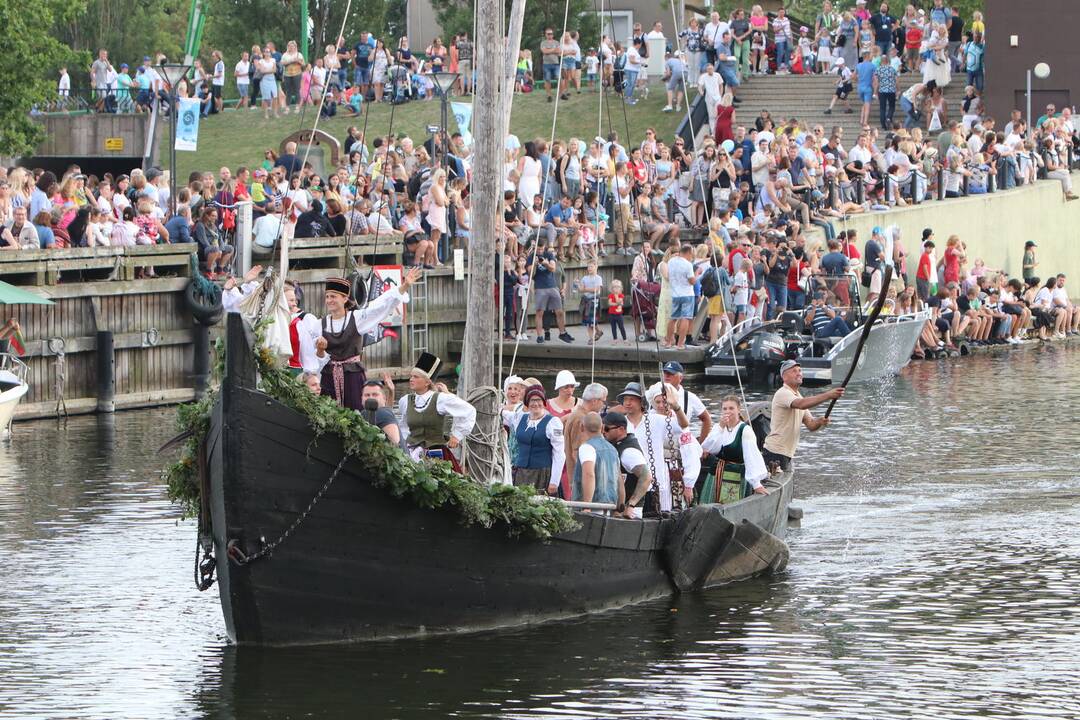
left=700, top=265, right=722, bottom=298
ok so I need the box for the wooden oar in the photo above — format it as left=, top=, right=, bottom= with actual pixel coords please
left=824, top=264, right=893, bottom=418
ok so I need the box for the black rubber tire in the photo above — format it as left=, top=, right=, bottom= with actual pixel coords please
left=185, top=280, right=224, bottom=326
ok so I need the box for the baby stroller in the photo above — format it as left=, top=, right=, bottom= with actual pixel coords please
left=387, top=65, right=412, bottom=104
left=631, top=280, right=660, bottom=341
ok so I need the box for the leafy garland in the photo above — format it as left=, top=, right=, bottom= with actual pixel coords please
left=163, top=328, right=579, bottom=540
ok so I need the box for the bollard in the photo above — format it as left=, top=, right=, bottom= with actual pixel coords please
left=854, top=176, right=864, bottom=205
left=193, top=324, right=211, bottom=399
left=937, top=167, right=946, bottom=201
left=95, top=331, right=115, bottom=413
left=882, top=175, right=892, bottom=205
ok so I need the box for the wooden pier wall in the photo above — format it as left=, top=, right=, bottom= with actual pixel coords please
left=3, top=238, right=643, bottom=421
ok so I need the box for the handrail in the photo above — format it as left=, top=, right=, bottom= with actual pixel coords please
left=714, top=316, right=762, bottom=348
left=0, top=353, right=29, bottom=383
left=825, top=309, right=929, bottom=360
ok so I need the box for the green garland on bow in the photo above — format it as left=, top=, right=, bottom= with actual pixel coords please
left=163, top=329, right=578, bottom=540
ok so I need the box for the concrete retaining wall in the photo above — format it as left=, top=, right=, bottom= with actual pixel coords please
left=838, top=172, right=1080, bottom=297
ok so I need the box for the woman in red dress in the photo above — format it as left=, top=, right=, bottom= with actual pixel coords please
left=713, top=92, right=735, bottom=145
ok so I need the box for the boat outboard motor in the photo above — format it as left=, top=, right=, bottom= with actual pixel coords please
left=747, top=330, right=786, bottom=384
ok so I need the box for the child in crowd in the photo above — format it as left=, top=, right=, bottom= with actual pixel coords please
left=584, top=49, right=600, bottom=90
left=798, top=27, right=815, bottom=74
left=970, top=11, right=985, bottom=37
left=858, top=19, right=874, bottom=60
left=733, top=258, right=751, bottom=324
left=815, top=26, right=833, bottom=74
left=578, top=262, right=604, bottom=344
left=921, top=23, right=947, bottom=66
left=514, top=257, right=530, bottom=339
left=905, top=20, right=923, bottom=72
left=607, top=278, right=627, bottom=343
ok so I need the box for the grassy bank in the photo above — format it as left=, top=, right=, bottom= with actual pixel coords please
left=168, top=86, right=689, bottom=180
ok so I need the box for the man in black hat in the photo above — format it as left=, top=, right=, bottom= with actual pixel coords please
left=762, top=360, right=843, bottom=471
left=400, top=352, right=477, bottom=470
left=602, top=411, right=653, bottom=519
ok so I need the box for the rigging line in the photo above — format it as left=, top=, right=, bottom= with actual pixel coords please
left=602, top=0, right=667, bottom=392
left=506, top=0, right=574, bottom=379
left=668, top=0, right=746, bottom=409
left=590, top=0, right=648, bottom=395
left=497, top=0, right=506, bottom=383
left=343, top=92, right=374, bottom=273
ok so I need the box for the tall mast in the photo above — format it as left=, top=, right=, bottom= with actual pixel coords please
left=460, top=0, right=501, bottom=478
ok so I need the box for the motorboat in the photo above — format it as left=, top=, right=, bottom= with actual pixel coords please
left=0, top=354, right=29, bottom=439
left=705, top=274, right=927, bottom=387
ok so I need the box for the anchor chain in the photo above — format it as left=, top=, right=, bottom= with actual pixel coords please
left=228, top=455, right=349, bottom=566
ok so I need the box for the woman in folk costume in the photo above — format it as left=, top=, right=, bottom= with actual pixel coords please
left=398, top=352, right=477, bottom=472
left=545, top=370, right=580, bottom=498
left=221, top=264, right=265, bottom=313
left=283, top=280, right=329, bottom=377
left=320, top=267, right=420, bottom=410
left=502, top=384, right=565, bottom=494
left=699, top=394, right=769, bottom=505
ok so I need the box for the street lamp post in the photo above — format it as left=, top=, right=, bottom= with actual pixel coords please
left=157, top=62, right=192, bottom=215
left=429, top=71, right=460, bottom=167
left=1027, top=62, right=1051, bottom=137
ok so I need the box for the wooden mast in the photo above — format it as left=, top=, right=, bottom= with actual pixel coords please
left=460, top=0, right=501, bottom=478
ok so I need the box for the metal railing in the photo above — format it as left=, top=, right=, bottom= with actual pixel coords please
left=0, top=353, right=29, bottom=383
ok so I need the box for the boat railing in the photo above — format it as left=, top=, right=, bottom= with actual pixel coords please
left=825, top=310, right=930, bottom=360
left=714, top=317, right=763, bottom=349
left=532, top=495, right=620, bottom=516
left=0, top=353, right=28, bottom=383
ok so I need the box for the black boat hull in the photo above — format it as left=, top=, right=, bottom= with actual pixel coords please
left=208, top=317, right=793, bottom=645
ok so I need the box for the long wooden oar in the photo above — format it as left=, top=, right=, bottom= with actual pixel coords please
left=824, top=264, right=893, bottom=418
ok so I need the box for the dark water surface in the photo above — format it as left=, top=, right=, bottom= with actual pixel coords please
left=2, top=345, right=1079, bottom=719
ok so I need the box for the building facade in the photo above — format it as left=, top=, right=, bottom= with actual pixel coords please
left=984, top=0, right=1079, bottom=122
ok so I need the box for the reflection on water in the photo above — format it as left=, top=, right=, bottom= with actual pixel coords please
left=1, top=346, right=1079, bottom=719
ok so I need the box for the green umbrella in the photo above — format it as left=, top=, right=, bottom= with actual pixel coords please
left=0, top=281, right=54, bottom=306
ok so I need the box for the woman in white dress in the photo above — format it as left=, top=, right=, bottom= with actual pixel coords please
left=516, top=141, right=543, bottom=207
left=370, top=39, right=392, bottom=102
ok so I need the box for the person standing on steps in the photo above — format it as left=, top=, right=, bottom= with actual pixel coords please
left=762, top=360, right=844, bottom=472
left=528, top=240, right=573, bottom=344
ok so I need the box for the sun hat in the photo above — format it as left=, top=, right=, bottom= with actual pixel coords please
left=554, top=370, right=579, bottom=389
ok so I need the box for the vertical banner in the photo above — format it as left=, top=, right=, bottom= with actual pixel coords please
left=175, top=97, right=201, bottom=151
left=451, top=101, right=473, bottom=146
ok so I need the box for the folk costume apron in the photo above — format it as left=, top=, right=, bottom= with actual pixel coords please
left=320, top=313, right=366, bottom=410
left=696, top=422, right=750, bottom=505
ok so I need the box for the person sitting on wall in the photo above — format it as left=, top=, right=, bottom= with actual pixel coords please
left=398, top=352, right=477, bottom=472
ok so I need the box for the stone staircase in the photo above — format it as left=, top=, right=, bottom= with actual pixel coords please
left=729, top=73, right=969, bottom=140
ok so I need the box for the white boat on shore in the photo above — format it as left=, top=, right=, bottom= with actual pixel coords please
left=0, top=354, right=29, bottom=439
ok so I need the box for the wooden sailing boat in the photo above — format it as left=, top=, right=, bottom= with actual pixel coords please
left=199, top=1, right=795, bottom=645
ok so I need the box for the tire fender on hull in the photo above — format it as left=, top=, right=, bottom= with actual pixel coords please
left=664, top=506, right=738, bottom=592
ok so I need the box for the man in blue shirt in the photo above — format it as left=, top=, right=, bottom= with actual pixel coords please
left=164, top=206, right=193, bottom=244
left=527, top=241, right=573, bottom=344
left=353, top=32, right=375, bottom=95
left=820, top=239, right=850, bottom=276
left=856, top=53, right=877, bottom=127
left=543, top=195, right=578, bottom=260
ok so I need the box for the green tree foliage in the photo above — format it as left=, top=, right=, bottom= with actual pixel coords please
left=429, top=0, right=599, bottom=56
left=54, top=0, right=187, bottom=66
left=0, top=0, right=88, bottom=155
